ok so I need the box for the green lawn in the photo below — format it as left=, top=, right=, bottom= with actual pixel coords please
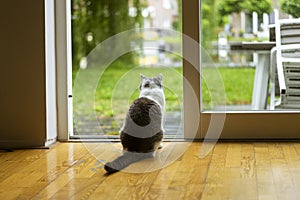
left=73, top=63, right=255, bottom=118
left=202, top=67, right=255, bottom=109
left=73, top=63, right=183, bottom=118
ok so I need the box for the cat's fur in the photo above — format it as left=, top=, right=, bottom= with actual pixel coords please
left=104, top=74, right=165, bottom=174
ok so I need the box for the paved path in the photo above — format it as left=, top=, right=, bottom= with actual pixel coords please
left=74, top=112, right=184, bottom=139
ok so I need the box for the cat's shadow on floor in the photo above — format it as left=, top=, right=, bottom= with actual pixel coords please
left=104, top=142, right=191, bottom=174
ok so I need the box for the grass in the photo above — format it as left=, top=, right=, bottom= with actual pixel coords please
left=73, top=62, right=183, bottom=118
left=202, top=67, right=255, bottom=109
left=73, top=62, right=255, bottom=118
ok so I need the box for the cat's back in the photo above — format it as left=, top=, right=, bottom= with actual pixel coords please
left=120, top=97, right=163, bottom=152
left=123, top=97, right=162, bottom=134
left=128, top=97, right=161, bottom=126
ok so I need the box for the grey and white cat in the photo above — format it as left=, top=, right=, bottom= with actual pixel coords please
left=104, top=73, right=165, bottom=174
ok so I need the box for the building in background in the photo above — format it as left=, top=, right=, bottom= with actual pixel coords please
left=142, top=0, right=178, bottom=29
left=230, top=0, right=292, bottom=39
left=129, top=0, right=180, bottom=66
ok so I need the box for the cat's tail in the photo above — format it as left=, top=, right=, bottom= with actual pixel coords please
left=104, top=151, right=154, bottom=174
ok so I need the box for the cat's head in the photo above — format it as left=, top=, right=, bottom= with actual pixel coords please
left=139, top=73, right=163, bottom=91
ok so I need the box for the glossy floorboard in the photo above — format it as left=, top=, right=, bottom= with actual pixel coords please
left=1, top=142, right=300, bottom=199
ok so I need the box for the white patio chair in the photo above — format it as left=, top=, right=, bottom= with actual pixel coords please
left=269, top=19, right=300, bottom=110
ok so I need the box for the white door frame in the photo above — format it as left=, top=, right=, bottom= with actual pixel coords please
left=55, top=0, right=73, bottom=141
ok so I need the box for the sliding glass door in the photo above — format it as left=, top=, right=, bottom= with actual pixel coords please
left=183, top=0, right=300, bottom=140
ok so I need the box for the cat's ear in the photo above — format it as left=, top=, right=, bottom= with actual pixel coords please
left=140, top=73, right=146, bottom=80
left=156, top=73, right=162, bottom=81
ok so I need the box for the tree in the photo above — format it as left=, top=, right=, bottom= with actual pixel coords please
left=280, top=0, right=300, bottom=18
left=217, top=0, right=272, bottom=37
left=171, top=0, right=181, bottom=31
left=218, top=0, right=244, bottom=17
left=218, top=0, right=272, bottom=18
left=242, top=0, right=272, bottom=17
left=71, top=0, right=146, bottom=69
left=202, top=0, right=219, bottom=47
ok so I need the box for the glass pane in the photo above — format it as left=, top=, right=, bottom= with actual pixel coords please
left=201, top=0, right=300, bottom=111
left=71, top=0, right=183, bottom=139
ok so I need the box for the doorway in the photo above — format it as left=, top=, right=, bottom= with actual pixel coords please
left=69, top=0, right=184, bottom=140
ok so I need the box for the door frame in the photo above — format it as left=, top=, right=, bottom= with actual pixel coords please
left=55, top=0, right=73, bottom=141
left=182, top=0, right=300, bottom=140
left=56, top=0, right=300, bottom=141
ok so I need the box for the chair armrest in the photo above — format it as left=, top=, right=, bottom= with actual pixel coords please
left=276, top=57, right=287, bottom=95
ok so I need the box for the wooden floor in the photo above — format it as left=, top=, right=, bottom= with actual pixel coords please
left=1, top=142, right=300, bottom=199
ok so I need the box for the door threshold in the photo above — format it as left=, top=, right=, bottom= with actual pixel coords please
left=68, top=135, right=187, bottom=142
